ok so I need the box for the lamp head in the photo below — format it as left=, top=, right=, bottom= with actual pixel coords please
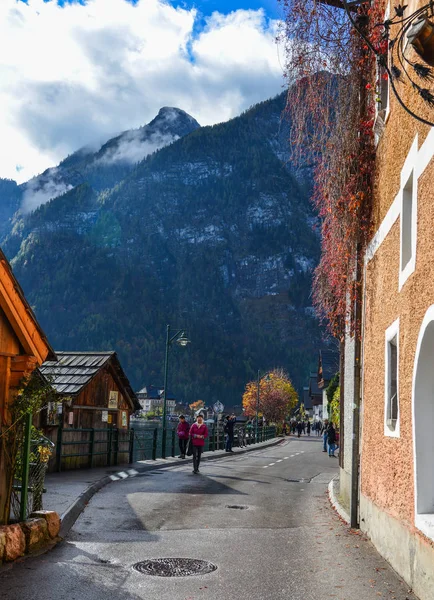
left=176, top=333, right=190, bottom=347
left=407, top=15, right=434, bottom=67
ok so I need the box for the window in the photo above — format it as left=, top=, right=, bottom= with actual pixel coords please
left=374, top=4, right=390, bottom=143
left=399, top=137, right=418, bottom=290
left=401, top=171, right=413, bottom=271
left=384, top=319, right=399, bottom=437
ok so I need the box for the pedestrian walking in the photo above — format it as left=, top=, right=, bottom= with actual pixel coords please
left=297, top=421, right=303, bottom=438
left=190, top=413, right=208, bottom=474
left=307, top=421, right=311, bottom=436
left=327, top=422, right=337, bottom=457
left=301, top=420, right=306, bottom=435
left=282, top=422, right=287, bottom=436
left=177, top=415, right=190, bottom=458
left=224, top=414, right=236, bottom=452
left=322, top=419, right=329, bottom=452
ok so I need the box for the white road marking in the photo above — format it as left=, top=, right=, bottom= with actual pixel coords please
left=269, top=463, right=275, bottom=466
left=290, top=455, right=295, bottom=457
left=283, top=457, right=289, bottom=460
left=276, top=459, right=282, bottom=463
left=109, top=475, right=120, bottom=481
left=263, top=465, right=269, bottom=468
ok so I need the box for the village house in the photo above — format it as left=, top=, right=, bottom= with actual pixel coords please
left=317, top=349, right=339, bottom=421
left=136, top=384, right=176, bottom=415
left=39, top=351, right=139, bottom=470
left=340, top=2, right=434, bottom=599
left=0, top=249, right=54, bottom=524
left=308, top=371, right=323, bottom=421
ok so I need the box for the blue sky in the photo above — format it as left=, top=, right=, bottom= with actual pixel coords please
left=170, top=0, right=282, bottom=19
left=21, top=0, right=282, bottom=18
left=6, top=0, right=285, bottom=184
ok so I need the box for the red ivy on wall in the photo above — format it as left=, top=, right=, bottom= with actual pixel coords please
left=279, top=0, right=386, bottom=339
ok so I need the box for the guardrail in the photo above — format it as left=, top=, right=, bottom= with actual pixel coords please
left=47, top=425, right=277, bottom=472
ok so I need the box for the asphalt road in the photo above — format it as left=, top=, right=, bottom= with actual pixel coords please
left=0, top=437, right=418, bottom=600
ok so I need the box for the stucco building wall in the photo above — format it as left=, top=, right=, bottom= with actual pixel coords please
left=358, top=10, right=434, bottom=593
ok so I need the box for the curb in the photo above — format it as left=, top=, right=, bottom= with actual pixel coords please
left=59, top=437, right=283, bottom=538
left=328, top=475, right=350, bottom=524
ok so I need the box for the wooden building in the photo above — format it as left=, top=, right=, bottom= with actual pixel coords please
left=40, top=351, right=139, bottom=430
left=0, top=249, right=54, bottom=524
left=39, top=352, right=139, bottom=470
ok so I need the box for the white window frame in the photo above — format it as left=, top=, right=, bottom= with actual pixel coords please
left=399, top=136, right=418, bottom=291
left=384, top=318, right=400, bottom=438
left=374, top=2, right=391, bottom=145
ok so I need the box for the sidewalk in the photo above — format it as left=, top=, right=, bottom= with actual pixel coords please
left=43, top=436, right=283, bottom=537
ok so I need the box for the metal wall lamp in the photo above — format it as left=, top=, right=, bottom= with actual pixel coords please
left=407, top=14, right=434, bottom=66
left=323, top=0, right=434, bottom=127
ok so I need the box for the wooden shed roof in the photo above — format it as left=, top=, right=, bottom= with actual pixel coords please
left=0, top=248, right=55, bottom=363
left=40, top=351, right=139, bottom=410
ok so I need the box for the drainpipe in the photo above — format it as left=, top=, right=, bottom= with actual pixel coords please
left=350, top=243, right=362, bottom=528
left=339, top=339, right=345, bottom=470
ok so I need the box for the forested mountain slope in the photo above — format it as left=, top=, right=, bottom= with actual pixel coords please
left=2, top=93, right=322, bottom=405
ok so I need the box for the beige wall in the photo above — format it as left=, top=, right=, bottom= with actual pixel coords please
left=361, top=3, right=434, bottom=554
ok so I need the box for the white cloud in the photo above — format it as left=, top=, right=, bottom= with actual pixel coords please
left=22, top=168, right=73, bottom=213
left=0, top=0, right=284, bottom=184
left=97, top=130, right=180, bottom=165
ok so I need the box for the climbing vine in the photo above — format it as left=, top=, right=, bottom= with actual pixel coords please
left=0, top=373, right=57, bottom=524
left=279, top=0, right=389, bottom=338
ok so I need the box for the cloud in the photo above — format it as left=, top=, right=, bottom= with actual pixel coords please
left=97, top=130, right=180, bottom=165
left=0, top=0, right=284, bottom=183
left=21, top=168, right=73, bottom=213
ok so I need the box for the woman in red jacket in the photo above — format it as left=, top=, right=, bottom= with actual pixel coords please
left=189, top=413, right=208, bottom=474
left=177, top=415, right=190, bottom=458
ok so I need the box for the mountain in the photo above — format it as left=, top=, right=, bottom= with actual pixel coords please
left=2, top=93, right=322, bottom=406
left=0, top=179, right=22, bottom=240
left=16, top=107, right=200, bottom=214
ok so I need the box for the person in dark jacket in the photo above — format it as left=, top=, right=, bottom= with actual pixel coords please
left=327, top=422, right=337, bottom=457
left=296, top=421, right=303, bottom=438
left=224, top=415, right=236, bottom=452
left=177, top=415, right=190, bottom=458
left=306, top=421, right=311, bottom=436
left=190, top=413, right=208, bottom=474
left=322, top=419, right=329, bottom=452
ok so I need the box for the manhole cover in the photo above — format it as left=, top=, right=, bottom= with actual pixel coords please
left=225, top=504, right=249, bottom=510
left=133, top=558, right=217, bottom=577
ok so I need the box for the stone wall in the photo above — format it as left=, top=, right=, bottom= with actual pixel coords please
left=0, top=511, right=60, bottom=564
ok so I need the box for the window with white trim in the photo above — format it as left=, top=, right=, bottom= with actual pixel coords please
left=385, top=319, right=399, bottom=437
left=401, top=170, right=414, bottom=271
left=374, top=3, right=390, bottom=143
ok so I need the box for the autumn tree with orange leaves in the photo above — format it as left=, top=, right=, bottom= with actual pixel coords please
left=242, top=369, right=298, bottom=423
left=189, top=400, right=205, bottom=414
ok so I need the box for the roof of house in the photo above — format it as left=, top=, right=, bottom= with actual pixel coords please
left=40, top=351, right=139, bottom=410
left=137, top=385, right=176, bottom=400
left=0, top=248, right=55, bottom=363
left=318, top=348, right=339, bottom=388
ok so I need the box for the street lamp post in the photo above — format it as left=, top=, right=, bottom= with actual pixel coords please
left=256, top=370, right=260, bottom=443
left=162, top=324, right=190, bottom=459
